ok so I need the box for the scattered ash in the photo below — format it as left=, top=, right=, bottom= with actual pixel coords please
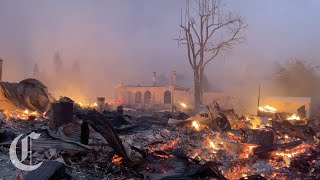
left=0, top=110, right=319, bottom=180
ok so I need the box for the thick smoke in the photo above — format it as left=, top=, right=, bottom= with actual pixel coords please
left=0, top=0, right=320, bottom=106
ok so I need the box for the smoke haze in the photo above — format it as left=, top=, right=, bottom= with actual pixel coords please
left=0, top=0, right=320, bottom=104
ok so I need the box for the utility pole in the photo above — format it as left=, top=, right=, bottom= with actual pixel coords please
left=257, top=83, right=261, bottom=116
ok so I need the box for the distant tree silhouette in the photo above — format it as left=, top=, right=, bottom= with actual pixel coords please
left=72, top=60, right=80, bottom=74
left=33, top=63, right=40, bottom=79
left=53, top=52, right=62, bottom=73
left=274, top=59, right=320, bottom=97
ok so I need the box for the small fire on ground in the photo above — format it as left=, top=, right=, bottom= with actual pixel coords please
left=77, top=102, right=98, bottom=108
left=192, top=121, right=200, bottom=130
left=112, top=154, right=123, bottom=165
left=4, top=109, right=39, bottom=121
left=258, top=105, right=277, bottom=113
left=287, top=113, right=301, bottom=120
left=185, top=117, right=315, bottom=179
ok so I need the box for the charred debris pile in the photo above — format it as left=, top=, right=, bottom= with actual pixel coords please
left=0, top=79, right=320, bottom=180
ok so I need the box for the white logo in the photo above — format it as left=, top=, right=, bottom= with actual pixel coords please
left=10, top=132, right=43, bottom=171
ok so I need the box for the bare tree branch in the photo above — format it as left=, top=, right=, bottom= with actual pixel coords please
left=175, top=0, right=247, bottom=112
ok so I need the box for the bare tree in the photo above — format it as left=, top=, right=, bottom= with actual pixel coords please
left=177, top=0, right=246, bottom=112
left=72, top=60, right=81, bottom=74
left=53, top=52, right=63, bottom=73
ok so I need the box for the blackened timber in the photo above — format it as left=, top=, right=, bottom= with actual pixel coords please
left=23, top=161, right=69, bottom=180
left=297, top=105, right=306, bottom=119
left=49, top=101, right=73, bottom=130
left=272, top=119, right=315, bottom=141
left=207, top=101, right=231, bottom=131
left=81, top=110, right=130, bottom=161
left=242, top=129, right=276, bottom=146
left=253, top=140, right=303, bottom=155
left=80, top=121, right=89, bottom=145
left=116, top=105, right=124, bottom=115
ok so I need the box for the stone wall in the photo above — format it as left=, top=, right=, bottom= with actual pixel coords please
left=115, top=85, right=191, bottom=109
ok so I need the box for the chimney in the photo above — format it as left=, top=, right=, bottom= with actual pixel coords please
left=152, top=72, right=156, bottom=86
left=0, top=58, right=3, bottom=81
left=171, top=70, right=176, bottom=85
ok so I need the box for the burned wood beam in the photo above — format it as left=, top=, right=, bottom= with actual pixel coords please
left=253, top=140, right=303, bottom=155
left=187, top=162, right=227, bottom=180
left=208, top=101, right=231, bottom=131
left=31, top=129, right=93, bottom=152
left=272, top=119, right=315, bottom=141
left=23, top=161, right=70, bottom=180
left=277, top=139, right=304, bottom=149
left=80, top=120, right=89, bottom=145
left=252, top=145, right=275, bottom=156
left=77, top=109, right=130, bottom=161
left=242, top=129, right=276, bottom=147
left=297, top=105, right=306, bottom=119
left=211, top=113, right=231, bottom=131
left=160, top=150, right=226, bottom=180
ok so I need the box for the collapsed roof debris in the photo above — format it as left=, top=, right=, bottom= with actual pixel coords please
left=0, top=82, right=319, bottom=179
left=0, top=78, right=54, bottom=113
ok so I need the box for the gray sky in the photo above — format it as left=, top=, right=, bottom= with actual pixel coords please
left=0, top=0, right=319, bottom=101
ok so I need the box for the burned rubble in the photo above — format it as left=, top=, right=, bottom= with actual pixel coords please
left=0, top=80, right=319, bottom=180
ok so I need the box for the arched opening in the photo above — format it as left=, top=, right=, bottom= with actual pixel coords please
left=127, top=92, right=132, bottom=104
left=164, top=91, right=172, bottom=104
left=144, top=91, right=151, bottom=104
left=135, top=91, right=142, bottom=103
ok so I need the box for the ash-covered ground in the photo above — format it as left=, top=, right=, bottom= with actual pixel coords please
left=0, top=108, right=319, bottom=180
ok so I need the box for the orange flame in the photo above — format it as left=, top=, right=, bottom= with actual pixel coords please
left=258, top=105, right=277, bottom=113
left=286, top=114, right=300, bottom=120
left=4, top=109, right=39, bottom=121
left=239, top=144, right=258, bottom=159
left=271, top=144, right=310, bottom=167
left=160, top=140, right=177, bottom=151
left=180, top=102, right=187, bottom=108
left=192, top=121, right=200, bottom=130
left=90, top=103, right=98, bottom=108
left=76, top=102, right=97, bottom=108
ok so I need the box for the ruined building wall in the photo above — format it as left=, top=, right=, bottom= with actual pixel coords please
left=115, top=85, right=190, bottom=110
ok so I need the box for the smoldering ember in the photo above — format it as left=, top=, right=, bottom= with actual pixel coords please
left=1, top=1, right=320, bottom=180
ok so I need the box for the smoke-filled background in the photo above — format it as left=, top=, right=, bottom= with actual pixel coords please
left=0, top=0, right=320, bottom=105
